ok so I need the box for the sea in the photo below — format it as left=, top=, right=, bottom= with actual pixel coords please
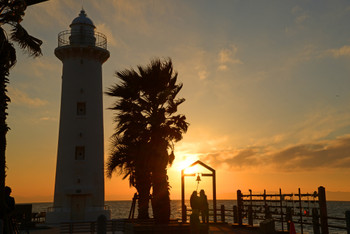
left=30, top=200, right=350, bottom=234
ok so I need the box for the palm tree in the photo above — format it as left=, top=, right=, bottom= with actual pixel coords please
left=0, top=0, right=43, bottom=231
left=106, top=58, right=189, bottom=223
left=106, top=136, right=152, bottom=219
left=106, top=67, right=152, bottom=219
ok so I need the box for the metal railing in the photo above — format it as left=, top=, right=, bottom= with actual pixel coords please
left=236, top=186, right=350, bottom=234
left=57, top=30, right=107, bottom=49
left=60, top=219, right=126, bottom=234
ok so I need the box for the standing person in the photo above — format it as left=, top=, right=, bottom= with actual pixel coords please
left=190, top=191, right=200, bottom=212
left=5, top=186, right=15, bottom=213
left=199, top=190, right=209, bottom=223
left=4, top=186, right=15, bottom=234
left=0, top=209, right=3, bottom=234
left=190, top=191, right=200, bottom=234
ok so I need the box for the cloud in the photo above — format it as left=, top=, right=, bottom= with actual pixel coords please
left=8, top=87, right=48, bottom=107
left=198, top=135, right=350, bottom=171
left=196, top=66, right=208, bottom=80
left=24, top=59, right=60, bottom=80
left=200, top=147, right=267, bottom=170
left=285, top=6, right=310, bottom=35
left=39, top=117, right=57, bottom=121
left=98, top=0, right=175, bottom=37
left=271, top=136, right=350, bottom=170
left=217, top=45, right=243, bottom=71
left=291, top=6, right=310, bottom=24
left=295, top=12, right=310, bottom=24
left=95, top=23, right=119, bottom=48
left=174, top=45, right=211, bottom=81
left=291, top=6, right=303, bottom=15
left=26, top=1, right=79, bottom=28
left=326, top=45, right=350, bottom=58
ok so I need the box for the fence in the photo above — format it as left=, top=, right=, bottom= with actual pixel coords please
left=182, top=186, right=350, bottom=234
left=235, top=186, right=350, bottom=234
left=57, top=30, right=107, bottom=49
left=182, top=205, right=234, bottom=223
left=60, top=219, right=125, bottom=234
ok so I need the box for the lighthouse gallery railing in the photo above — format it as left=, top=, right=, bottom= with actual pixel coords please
left=57, top=30, right=107, bottom=50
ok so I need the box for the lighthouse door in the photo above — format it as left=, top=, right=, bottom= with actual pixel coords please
left=70, top=195, right=86, bottom=221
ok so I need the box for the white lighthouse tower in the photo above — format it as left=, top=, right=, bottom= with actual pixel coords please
left=46, top=10, right=110, bottom=223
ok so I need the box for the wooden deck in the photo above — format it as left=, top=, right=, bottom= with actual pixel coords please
left=26, top=224, right=260, bottom=234
left=25, top=222, right=271, bottom=234
left=209, top=223, right=259, bottom=234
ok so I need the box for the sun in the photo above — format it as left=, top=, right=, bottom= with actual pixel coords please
left=172, top=152, right=199, bottom=174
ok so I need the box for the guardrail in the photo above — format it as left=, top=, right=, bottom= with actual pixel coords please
left=60, top=219, right=126, bottom=234
left=235, top=186, right=350, bottom=234
left=182, top=187, right=350, bottom=234
left=57, top=30, right=107, bottom=49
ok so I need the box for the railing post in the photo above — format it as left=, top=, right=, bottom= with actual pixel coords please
left=181, top=169, right=185, bottom=223
left=112, top=220, right=116, bottom=234
left=233, top=205, right=238, bottom=224
left=286, top=207, right=293, bottom=232
left=248, top=189, right=253, bottom=226
left=91, top=222, right=95, bottom=234
left=237, top=190, right=243, bottom=225
left=265, top=204, right=271, bottom=219
left=298, top=188, right=304, bottom=234
left=280, top=188, right=284, bottom=231
left=221, top=205, right=225, bottom=223
left=318, top=186, right=329, bottom=234
left=97, top=215, right=107, bottom=234
left=183, top=205, right=187, bottom=223
left=69, top=223, right=74, bottom=234
left=345, top=210, right=350, bottom=234
left=312, top=208, right=320, bottom=234
left=248, top=205, right=253, bottom=226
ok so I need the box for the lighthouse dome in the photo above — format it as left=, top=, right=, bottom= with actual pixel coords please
left=69, top=9, right=96, bottom=46
left=70, top=9, right=95, bottom=28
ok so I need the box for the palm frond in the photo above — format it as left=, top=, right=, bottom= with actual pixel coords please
left=0, top=28, right=17, bottom=69
left=10, top=23, right=42, bottom=57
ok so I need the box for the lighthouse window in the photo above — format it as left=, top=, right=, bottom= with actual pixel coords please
left=75, top=146, right=85, bottom=160
left=77, top=102, right=86, bottom=115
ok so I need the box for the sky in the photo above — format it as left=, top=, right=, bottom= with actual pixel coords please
left=4, top=0, right=350, bottom=203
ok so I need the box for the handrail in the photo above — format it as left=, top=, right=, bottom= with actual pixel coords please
left=235, top=187, right=350, bottom=234
left=57, top=30, right=107, bottom=49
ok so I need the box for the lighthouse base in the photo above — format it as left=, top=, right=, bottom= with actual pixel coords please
left=46, top=207, right=111, bottom=224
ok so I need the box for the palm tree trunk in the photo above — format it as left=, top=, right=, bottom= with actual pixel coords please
left=152, top=168, right=170, bottom=224
left=0, top=65, right=9, bottom=232
left=135, top=170, right=151, bottom=219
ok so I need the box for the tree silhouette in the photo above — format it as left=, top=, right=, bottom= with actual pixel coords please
left=0, top=0, right=43, bottom=231
left=106, top=58, right=189, bottom=223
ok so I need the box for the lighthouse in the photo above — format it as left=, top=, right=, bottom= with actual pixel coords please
left=46, top=9, right=110, bottom=223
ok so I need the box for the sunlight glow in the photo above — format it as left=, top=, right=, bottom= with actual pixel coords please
left=183, top=165, right=199, bottom=175
left=172, top=152, right=200, bottom=174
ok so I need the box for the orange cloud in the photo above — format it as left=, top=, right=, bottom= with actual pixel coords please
left=8, top=87, right=48, bottom=107
left=217, top=45, right=243, bottom=71
left=327, top=45, right=350, bottom=58
left=198, top=134, right=350, bottom=171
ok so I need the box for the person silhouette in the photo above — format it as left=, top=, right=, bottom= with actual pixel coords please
left=5, top=186, right=15, bottom=214
left=199, top=189, right=209, bottom=223
left=190, top=191, right=200, bottom=234
left=2, top=186, right=16, bottom=234
left=190, top=191, right=200, bottom=212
